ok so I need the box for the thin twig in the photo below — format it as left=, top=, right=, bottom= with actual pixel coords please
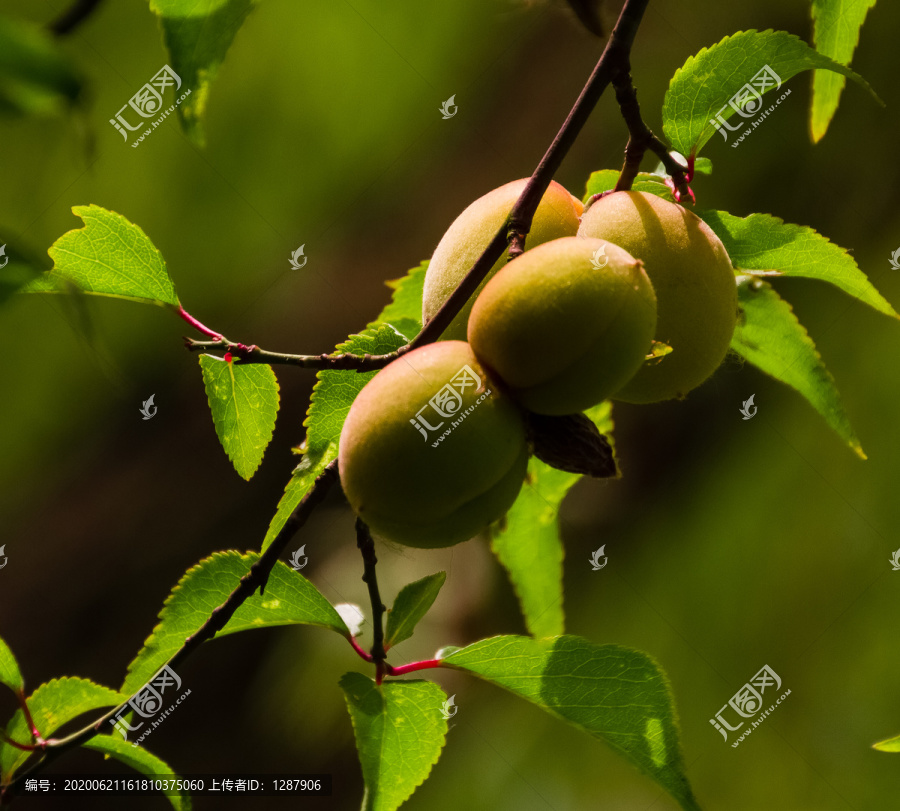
left=355, top=520, right=387, bottom=683
left=0, top=461, right=340, bottom=805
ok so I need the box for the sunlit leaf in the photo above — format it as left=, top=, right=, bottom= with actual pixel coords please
left=385, top=573, right=446, bottom=649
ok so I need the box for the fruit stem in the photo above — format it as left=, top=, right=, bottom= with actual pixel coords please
left=384, top=659, right=443, bottom=677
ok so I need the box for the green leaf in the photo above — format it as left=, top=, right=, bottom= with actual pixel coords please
left=82, top=737, right=192, bottom=810
left=261, top=323, right=408, bottom=551
left=810, top=0, right=878, bottom=142
left=662, top=29, right=880, bottom=157
left=491, top=402, right=613, bottom=639
left=700, top=209, right=897, bottom=319
left=873, top=733, right=900, bottom=752
left=0, top=16, right=81, bottom=117
left=583, top=170, right=675, bottom=204
left=443, top=635, right=699, bottom=811
left=732, top=279, right=864, bottom=458
left=0, top=636, right=24, bottom=695
left=341, top=672, right=447, bottom=811
left=384, top=573, right=446, bottom=649
left=376, top=261, right=427, bottom=336
left=149, top=0, right=259, bottom=146
left=22, top=205, right=179, bottom=307
left=123, top=551, right=349, bottom=696
left=0, top=678, right=125, bottom=780
left=199, top=355, right=280, bottom=480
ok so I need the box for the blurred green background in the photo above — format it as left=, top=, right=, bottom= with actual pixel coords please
left=1, top=0, right=899, bottom=808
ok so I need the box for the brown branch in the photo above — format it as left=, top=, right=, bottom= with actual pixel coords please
left=355, top=520, right=387, bottom=683
left=183, top=0, right=653, bottom=372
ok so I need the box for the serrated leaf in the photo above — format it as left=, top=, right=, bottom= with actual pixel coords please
left=699, top=209, right=897, bottom=319
left=341, top=673, right=447, bottom=811
left=583, top=170, right=675, bottom=204
left=662, top=29, right=879, bottom=157
left=199, top=355, right=280, bottom=480
left=385, top=573, right=446, bottom=649
left=22, top=205, right=179, bottom=307
left=0, top=636, right=24, bottom=695
left=261, top=323, right=408, bottom=551
left=149, top=0, right=259, bottom=146
left=0, top=678, right=125, bottom=780
left=443, top=635, right=698, bottom=811
left=733, top=279, right=864, bottom=458
left=810, top=0, right=878, bottom=142
left=123, top=551, right=349, bottom=696
left=376, top=262, right=427, bottom=336
left=873, top=733, right=900, bottom=752
left=82, top=736, right=191, bottom=810
left=491, top=402, right=613, bottom=639
left=0, top=16, right=81, bottom=117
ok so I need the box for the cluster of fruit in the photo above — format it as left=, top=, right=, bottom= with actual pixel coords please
left=339, top=179, right=738, bottom=549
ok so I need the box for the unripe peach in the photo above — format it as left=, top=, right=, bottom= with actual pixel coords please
left=468, top=237, right=657, bottom=415
left=338, top=342, right=528, bottom=548
left=577, top=191, right=738, bottom=403
left=422, top=179, right=583, bottom=340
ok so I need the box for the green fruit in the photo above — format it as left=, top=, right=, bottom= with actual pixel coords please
left=338, top=341, right=528, bottom=548
left=577, top=191, right=738, bottom=403
left=468, top=236, right=657, bottom=415
left=422, top=179, right=583, bottom=341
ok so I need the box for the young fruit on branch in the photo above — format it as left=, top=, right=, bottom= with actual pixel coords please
left=338, top=342, right=528, bottom=548
left=422, top=179, right=583, bottom=340
left=467, top=236, right=657, bottom=415
left=577, top=191, right=738, bottom=403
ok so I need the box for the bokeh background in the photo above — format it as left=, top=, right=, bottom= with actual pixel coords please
left=1, top=0, right=899, bottom=808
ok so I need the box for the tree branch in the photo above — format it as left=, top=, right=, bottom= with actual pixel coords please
left=355, top=520, right=387, bottom=683
left=182, top=0, right=654, bottom=373
left=0, top=461, right=340, bottom=805
left=48, top=0, right=104, bottom=36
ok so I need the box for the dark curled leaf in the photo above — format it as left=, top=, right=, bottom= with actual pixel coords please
left=526, top=412, right=617, bottom=478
